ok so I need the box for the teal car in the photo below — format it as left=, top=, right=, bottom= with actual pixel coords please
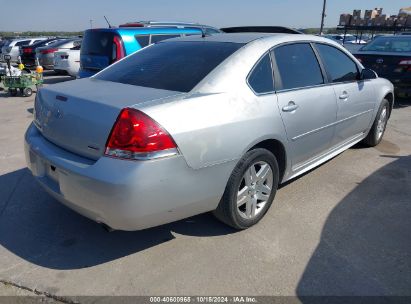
left=78, top=23, right=220, bottom=78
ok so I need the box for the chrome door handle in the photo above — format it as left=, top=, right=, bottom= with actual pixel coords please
left=339, top=91, right=349, bottom=100
left=282, top=101, right=299, bottom=112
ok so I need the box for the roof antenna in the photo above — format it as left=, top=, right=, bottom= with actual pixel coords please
left=104, top=15, right=112, bottom=28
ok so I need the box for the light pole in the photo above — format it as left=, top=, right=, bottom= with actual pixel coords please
left=319, top=0, right=327, bottom=35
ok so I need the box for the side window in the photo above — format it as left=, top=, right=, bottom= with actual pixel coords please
left=315, top=43, right=359, bottom=83
left=273, top=43, right=324, bottom=90
left=247, top=53, right=274, bottom=94
left=205, top=28, right=221, bottom=35
left=151, top=35, right=180, bottom=44
left=135, top=35, right=150, bottom=48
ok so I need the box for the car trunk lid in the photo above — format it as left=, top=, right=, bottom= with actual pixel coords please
left=34, top=78, right=183, bottom=160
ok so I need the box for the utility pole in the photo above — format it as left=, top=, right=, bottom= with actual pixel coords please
left=90, top=19, right=93, bottom=29
left=319, top=0, right=327, bottom=35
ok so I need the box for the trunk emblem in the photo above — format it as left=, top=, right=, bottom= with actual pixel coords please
left=376, top=58, right=384, bottom=64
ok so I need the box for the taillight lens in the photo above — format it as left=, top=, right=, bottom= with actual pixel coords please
left=41, top=48, right=57, bottom=54
left=23, top=48, right=33, bottom=54
left=398, top=59, right=411, bottom=66
left=105, top=108, right=178, bottom=160
left=397, top=59, right=411, bottom=72
left=113, top=35, right=125, bottom=62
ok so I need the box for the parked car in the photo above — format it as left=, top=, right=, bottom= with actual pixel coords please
left=20, top=38, right=64, bottom=67
left=1, top=37, right=47, bottom=62
left=354, top=35, right=411, bottom=97
left=53, top=42, right=81, bottom=77
left=120, top=20, right=222, bottom=34
left=326, top=34, right=367, bottom=45
left=25, top=33, right=393, bottom=231
left=36, top=38, right=81, bottom=70
left=78, top=24, right=204, bottom=78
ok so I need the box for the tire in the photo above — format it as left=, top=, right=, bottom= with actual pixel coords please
left=23, top=87, right=32, bottom=97
left=214, top=148, right=279, bottom=229
left=362, top=99, right=389, bottom=147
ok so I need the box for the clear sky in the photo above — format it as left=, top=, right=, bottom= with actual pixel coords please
left=1, top=0, right=410, bottom=31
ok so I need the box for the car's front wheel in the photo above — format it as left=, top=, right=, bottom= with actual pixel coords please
left=214, top=148, right=279, bottom=229
left=362, top=99, right=389, bottom=147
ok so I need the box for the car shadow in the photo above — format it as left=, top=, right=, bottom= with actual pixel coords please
left=394, top=97, right=411, bottom=109
left=297, top=155, right=411, bottom=297
left=0, top=168, right=236, bottom=270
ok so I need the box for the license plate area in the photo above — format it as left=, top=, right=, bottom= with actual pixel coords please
left=46, top=164, right=59, bottom=182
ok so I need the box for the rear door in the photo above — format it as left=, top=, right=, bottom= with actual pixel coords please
left=272, top=43, right=338, bottom=169
left=315, top=43, right=376, bottom=146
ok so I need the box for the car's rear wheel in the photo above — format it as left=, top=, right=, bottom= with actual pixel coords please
left=214, top=148, right=279, bottom=229
left=362, top=99, right=389, bottom=147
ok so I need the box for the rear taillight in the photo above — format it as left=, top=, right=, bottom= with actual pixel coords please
left=41, top=48, right=57, bottom=54
left=105, top=108, right=178, bottom=160
left=113, top=35, right=125, bottom=62
left=397, top=59, right=411, bottom=72
left=23, top=48, right=33, bottom=54
left=398, top=59, right=411, bottom=66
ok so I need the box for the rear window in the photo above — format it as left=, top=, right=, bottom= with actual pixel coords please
left=81, top=31, right=114, bottom=56
left=15, top=40, right=31, bottom=47
left=135, top=35, right=150, bottom=48
left=95, top=41, right=244, bottom=92
left=49, top=39, right=75, bottom=48
left=361, top=37, right=411, bottom=52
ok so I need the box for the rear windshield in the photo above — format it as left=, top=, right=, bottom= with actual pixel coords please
left=361, top=37, right=411, bottom=52
left=95, top=41, right=244, bottom=92
left=81, top=30, right=114, bottom=56
left=48, top=39, right=75, bottom=48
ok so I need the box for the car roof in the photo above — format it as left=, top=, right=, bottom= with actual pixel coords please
left=164, top=33, right=288, bottom=44
left=89, top=27, right=202, bottom=34
left=162, top=33, right=342, bottom=46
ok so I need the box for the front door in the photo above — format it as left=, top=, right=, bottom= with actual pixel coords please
left=314, top=43, right=376, bottom=146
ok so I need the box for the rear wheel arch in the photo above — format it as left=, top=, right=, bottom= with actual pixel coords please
left=384, top=92, right=394, bottom=118
left=248, top=139, right=287, bottom=183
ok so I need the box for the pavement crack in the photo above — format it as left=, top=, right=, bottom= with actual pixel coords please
left=0, top=279, right=78, bottom=303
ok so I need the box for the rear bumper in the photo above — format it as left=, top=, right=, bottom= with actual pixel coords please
left=24, top=123, right=231, bottom=230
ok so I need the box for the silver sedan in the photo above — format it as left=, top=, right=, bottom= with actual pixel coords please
left=25, top=33, right=394, bottom=231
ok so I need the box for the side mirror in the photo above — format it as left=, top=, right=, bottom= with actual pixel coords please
left=360, top=68, right=378, bottom=80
